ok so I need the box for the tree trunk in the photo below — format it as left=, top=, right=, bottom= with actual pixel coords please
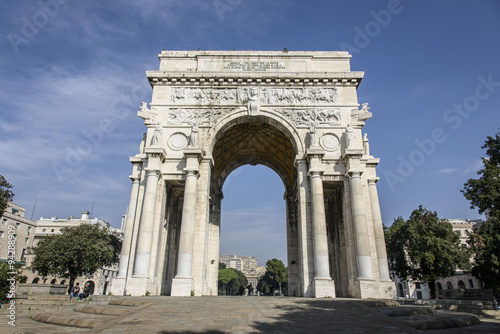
left=279, top=282, right=282, bottom=296
left=429, top=278, right=437, bottom=299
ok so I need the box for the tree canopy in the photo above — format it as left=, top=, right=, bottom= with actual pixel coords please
left=462, top=134, right=500, bottom=217
left=218, top=268, right=238, bottom=295
left=258, top=258, right=288, bottom=296
left=0, top=174, right=14, bottom=215
left=29, top=223, right=121, bottom=288
left=385, top=206, right=470, bottom=298
left=462, top=133, right=500, bottom=295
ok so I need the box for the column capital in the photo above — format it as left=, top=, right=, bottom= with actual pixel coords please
left=144, top=168, right=161, bottom=177
left=346, top=171, right=363, bottom=179
left=145, top=147, right=167, bottom=161
left=129, top=175, right=141, bottom=183
left=308, top=170, right=324, bottom=179
left=184, top=169, right=200, bottom=179
left=367, top=177, right=380, bottom=185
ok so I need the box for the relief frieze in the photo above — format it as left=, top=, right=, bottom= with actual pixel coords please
left=170, top=87, right=339, bottom=105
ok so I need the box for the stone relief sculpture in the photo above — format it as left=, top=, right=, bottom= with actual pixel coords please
left=280, top=108, right=341, bottom=126
left=150, top=122, right=163, bottom=147
left=168, top=108, right=229, bottom=125
left=139, top=132, right=147, bottom=154
left=188, top=121, right=199, bottom=147
left=351, top=102, right=372, bottom=122
left=346, top=125, right=355, bottom=149
left=170, top=87, right=338, bottom=105
left=309, top=122, right=319, bottom=148
left=247, top=87, right=261, bottom=116
left=363, top=133, right=370, bottom=156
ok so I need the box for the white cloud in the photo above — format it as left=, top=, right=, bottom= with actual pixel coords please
left=463, top=160, right=484, bottom=174
left=438, top=168, right=457, bottom=174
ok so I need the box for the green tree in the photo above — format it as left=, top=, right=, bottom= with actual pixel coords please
left=462, top=134, right=500, bottom=217
left=462, top=133, right=500, bottom=295
left=229, top=269, right=248, bottom=296
left=218, top=268, right=238, bottom=295
left=0, top=175, right=14, bottom=215
left=29, top=223, right=121, bottom=291
left=385, top=206, right=470, bottom=299
left=219, top=262, right=226, bottom=270
left=0, top=262, right=22, bottom=304
left=264, top=258, right=288, bottom=296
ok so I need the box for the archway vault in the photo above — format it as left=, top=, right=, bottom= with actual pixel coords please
left=212, top=117, right=296, bottom=192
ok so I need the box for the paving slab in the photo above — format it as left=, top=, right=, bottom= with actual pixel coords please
left=3, top=296, right=500, bottom=333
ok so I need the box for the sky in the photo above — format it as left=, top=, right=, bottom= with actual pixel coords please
left=1, top=1, right=499, bottom=266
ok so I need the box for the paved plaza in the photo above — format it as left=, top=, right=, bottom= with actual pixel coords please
left=5, top=296, right=500, bottom=333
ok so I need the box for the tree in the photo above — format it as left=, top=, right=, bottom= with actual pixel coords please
left=218, top=268, right=238, bottom=295
left=0, top=262, right=22, bottom=304
left=0, top=175, right=14, bottom=215
left=462, top=133, right=500, bottom=295
left=29, top=223, right=121, bottom=291
left=264, top=258, right=288, bottom=296
left=229, top=269, right=248, bottom=296
left=462, top=134, right=500, bottom=217
left=385, top=206, right=470, bottom=299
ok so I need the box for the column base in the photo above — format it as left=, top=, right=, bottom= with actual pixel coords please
left=109, top=277, right=126, bottom=296
left=313, top=277, right=335, bottom=298
left=354, top=278, right=396, bottom=299
left=171, top=276, right=194, bottom=296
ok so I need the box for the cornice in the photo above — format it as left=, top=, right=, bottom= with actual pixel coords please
left=146, top=71, right=363, bottom=87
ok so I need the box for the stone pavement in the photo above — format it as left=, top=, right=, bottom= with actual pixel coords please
left=4, top=296, right=500, bottom=334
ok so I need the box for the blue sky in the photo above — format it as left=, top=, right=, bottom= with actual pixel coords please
left=1, top=1, right=499, bottom=265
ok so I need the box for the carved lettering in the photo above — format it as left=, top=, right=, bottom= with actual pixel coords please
left=223, top=61, right=285, bottom=71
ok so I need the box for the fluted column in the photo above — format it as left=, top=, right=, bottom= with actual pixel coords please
left=309, top=171, right=330, bottom=279
left=133, top=169, right=160, bottom=276
left=117, top=176, right=141, bottom=277
left=368, top=178, right=390, bottom=280
left=348, top=171, right=374, bottom=279
left=176, top=170, right=199, bottom=277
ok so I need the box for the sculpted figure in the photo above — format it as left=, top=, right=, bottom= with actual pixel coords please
left=247, top=87, right=261, bottom=116
left=188, top=121, right=199, bottom=147
left=363, top=133, right=370, bottom=155
left=309, top=122, right=319, bottom=148
left=346, top=125, right=355, bottom=149
left=139, top=132, right=147, bottom=153
left=150, top=122, right=162, bottom=147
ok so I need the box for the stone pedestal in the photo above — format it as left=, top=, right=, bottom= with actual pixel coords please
left=314, top=278, right=336, bottom=298
left=355, top=279, right=396, bottom=299
left=171, top=277, right=194, bottom=296
left=110, top=277, right=126, bottom=296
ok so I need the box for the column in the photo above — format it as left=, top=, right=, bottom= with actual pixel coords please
left=176, top=170, right=199, bottom=277
left=348, top=171, right=374, bottom=279
left=309, top=171, right=330, bottom=279
left=117, top=176, right=141, bottom=277
left=133, top=169, right=160, bottom=276
left=368, top=178, right=390, bottom=280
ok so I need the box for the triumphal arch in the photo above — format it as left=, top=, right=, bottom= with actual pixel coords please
left=110, top=51, right=396, bottom=299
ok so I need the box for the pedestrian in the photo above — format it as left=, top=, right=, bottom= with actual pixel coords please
left=70, top=283, right=80, bottom=301
left=78, top=282, right=91, bottom=301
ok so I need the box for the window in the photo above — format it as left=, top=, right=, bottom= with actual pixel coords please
left=415, top=282, right=421, bottom=289
left=16, top=223, right=20, bottom=229
left=458, top=280, right=466, bottom=290
left=27, top=227, right=32, bottom=235
left=11, top=208, right=19, bottom=215
left=42, top=229, right=46, bottom=232
left=0, top=231, right=3, bottom=238
left=416, top=291, right=423, bottom=299
left=25, top=237, right=29, bottom=244
left=2, top=218, right=6, bottom=225
left=20, top=248, right=26, bottom=261
left=446, top=281, right=453, bottom=290
left=469, top=279, right=474, bottom=288
left=51, top=229, right=55, bottom=233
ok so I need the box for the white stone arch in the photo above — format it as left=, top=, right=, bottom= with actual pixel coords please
left=202, top=107, right=305, bottom=158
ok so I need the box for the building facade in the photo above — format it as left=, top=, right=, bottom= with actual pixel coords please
left=111, top=50, right=395, bottom=299
left=0, top=202, right=37, bottom=266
